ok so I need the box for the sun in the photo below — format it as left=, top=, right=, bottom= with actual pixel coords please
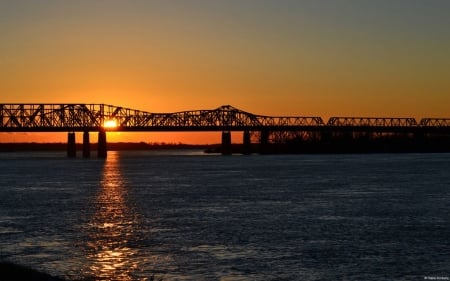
left=103, top=119, right=118, bottom=128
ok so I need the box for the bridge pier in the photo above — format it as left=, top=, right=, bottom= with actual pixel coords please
left=259, top=130, right=269, bottom=154
left=97, top=130, right=107, bottom=158
left=67, top=132, right=76, bottom=158
left=414, top=129, right=426, bottom=152
left=243, top=130, right=251, bottom=154
left=221, top=131, right=232, bottom=155
left=83, top=131, right=90, bottom=158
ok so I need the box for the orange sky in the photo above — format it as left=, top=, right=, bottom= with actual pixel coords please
left=1, top=1, right=449, bottom=144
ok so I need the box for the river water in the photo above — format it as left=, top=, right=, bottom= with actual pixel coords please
left=0, top=151, right=449, bottom=280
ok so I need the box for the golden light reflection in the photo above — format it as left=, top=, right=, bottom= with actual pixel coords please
left=85, top=151, right=143, bottom=280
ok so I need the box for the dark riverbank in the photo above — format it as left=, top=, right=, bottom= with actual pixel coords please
left=0, top=261, right=163, bottom=281
left=0, top=142, right=215, bottom=152
left=0, top=262, right=65, bottom=281
left=1, top=139, right=449, bottom=154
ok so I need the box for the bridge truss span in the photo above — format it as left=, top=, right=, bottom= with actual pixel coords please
left=2, top=103, right=450, bottom=132
left=0, top=104, right=153, bottom=131
left=0, top=104, right=326, bottom=131
left=327, top=117, right=418, bottom=127
left=116, top=105, right=325, bottom=130
left=1, top=103, right=450, bottom=156
left=420, top=118, right=450, bottom=127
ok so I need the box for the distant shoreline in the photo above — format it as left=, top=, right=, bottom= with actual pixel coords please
left=1, top=141, right=450, bottom=154
left=0, top=142, right=217, bottom=152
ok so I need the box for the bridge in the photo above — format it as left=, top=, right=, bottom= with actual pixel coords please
left=1, top=103, right=450, bottom=156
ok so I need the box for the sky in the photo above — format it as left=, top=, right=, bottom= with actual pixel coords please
left=1, top=0, right=449, bottom=143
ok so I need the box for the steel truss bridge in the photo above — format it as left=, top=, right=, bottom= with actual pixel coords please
left=1, top=103, right=450, bottom=156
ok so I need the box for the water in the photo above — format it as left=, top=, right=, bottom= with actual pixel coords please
left=1, top=151, right=449, bottom=280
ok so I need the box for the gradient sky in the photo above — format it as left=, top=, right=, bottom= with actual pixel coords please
left=1, top=0, right=449, bottom=143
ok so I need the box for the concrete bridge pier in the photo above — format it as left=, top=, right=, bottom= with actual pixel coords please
left=414, top=128, right=426, bottom=152
left=321, top=131, right=332, bottom=144
left=221, top=131, right=232, bottom=155
left=97, top=130, right=107, bottom=158
left=67, top=132, right=76, bottom=158
left=259, top=130, right=269, bottom=154
left=83, top=131, right=90, bottom=158
left=243, top=130, right=251, bottom=154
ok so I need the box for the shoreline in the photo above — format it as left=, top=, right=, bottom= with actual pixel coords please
left=0, top=261, right=66, bottom=281
left=1, top=141, right=450, bottom=154
left=0, top=142, right=216, bottom=152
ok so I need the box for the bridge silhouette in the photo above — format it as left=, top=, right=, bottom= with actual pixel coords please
left=1, top=103, right=450, bottom=157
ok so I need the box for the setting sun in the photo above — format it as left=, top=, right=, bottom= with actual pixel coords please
left=103, top=120, right=118, bottom=129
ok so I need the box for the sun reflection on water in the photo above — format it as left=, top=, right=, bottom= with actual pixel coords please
left=85, top=151, right=145, bottom=280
